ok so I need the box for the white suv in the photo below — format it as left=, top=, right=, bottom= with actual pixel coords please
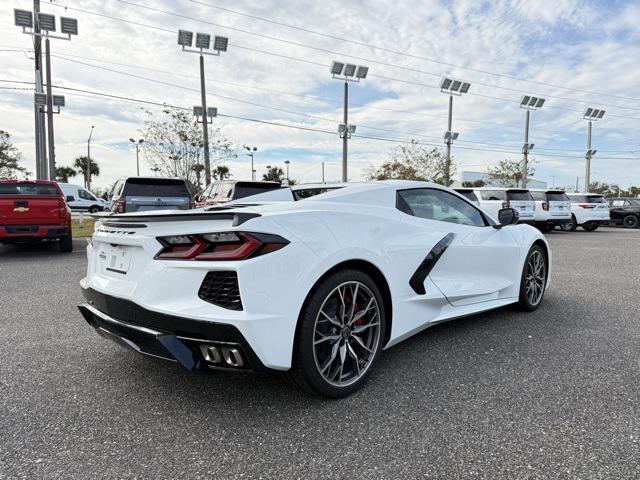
left=561, top=193, right=610, bottom=232
left=529, top=189, right=571, bottom=232
left=473, top=188, right=535, bottom=224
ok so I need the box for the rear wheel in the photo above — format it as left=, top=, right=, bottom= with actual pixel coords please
left=517, top=245, right=547, bottom=311
left=623, top=215, right=639, bottom=229
left=582, top=223, right=599, bottom=232
left=560, top=214, right=577, bottom=232
left=59, top=231, right=73, bottom=253
left=289, top=269, right=385, bottom=398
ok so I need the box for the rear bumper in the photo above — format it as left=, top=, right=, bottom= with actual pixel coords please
left=534, top=218, right=570, bottom=227
left=580, top=219, right=610, bottom=226
left=0, top=224, right=69, bottom=242
left=79, top=287, right=270, bottom=373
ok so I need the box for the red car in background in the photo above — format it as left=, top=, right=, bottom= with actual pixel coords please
left=0, top=180, right=73, bottom=252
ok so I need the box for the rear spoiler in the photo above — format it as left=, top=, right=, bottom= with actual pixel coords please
left=94, top=211, right=260, bottom=227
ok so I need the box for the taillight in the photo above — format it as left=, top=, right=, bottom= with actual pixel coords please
left=542, top=202, right=549, bottom=211
left=502, top=200, right=510, bottom=208
left=58, top=198, right=66, bottom=218
left=155, top=232, right=289, bottom=261
left=579, top=204, right=596, bottom=209
left=115, top=198, right=125, bottom=213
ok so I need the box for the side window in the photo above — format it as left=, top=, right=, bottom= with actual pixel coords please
left=397, top=189, right=486, bottom=227
left=201, top=184, right=213, bottom=199
left=611, top=200, right=624, bottom=207
left=78, top=189, right=94, bottom=201
left=219, top=183, right=232, bottom=199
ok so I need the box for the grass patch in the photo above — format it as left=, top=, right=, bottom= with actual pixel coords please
left=72, top=217, right=96, bottom=238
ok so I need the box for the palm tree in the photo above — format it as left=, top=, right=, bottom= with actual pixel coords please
left=212, top=165, right=230, bottom=180
left=55, top=166, right=77, bottom=183
left=73, top=156, right=100, bottom=189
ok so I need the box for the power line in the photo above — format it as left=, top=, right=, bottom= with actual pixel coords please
left=187, top=0, right=640, bottom=105
left=53, top=1, right=640, bottom=117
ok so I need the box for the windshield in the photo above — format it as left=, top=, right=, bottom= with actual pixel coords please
left=507, top=191, right=534, bottom=201
left=123, top=179, right=190, bottom=197
left=0, top=183, right=60, bottom=195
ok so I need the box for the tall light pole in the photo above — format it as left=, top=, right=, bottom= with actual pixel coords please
left=14, top=9, right=78, bottom=179
left=129, top=138, right=144, bottom=176
left=519, top=95, right=545, bottom=188
left=284, top=160, right=290, bottom=185
left=331, top=61, right=369, bottom=182
left=583, top=108, right=605, bottom=192
left=86, top=126, right=94, bottom=190
left=440, top=77, right=471, bottom=186
left=178, top=30, right=228, bottom=186
left=244, top=145, right=257, bottom=180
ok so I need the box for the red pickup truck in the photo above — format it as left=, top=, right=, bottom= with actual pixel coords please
left=0, top=180, right=73, bottom=252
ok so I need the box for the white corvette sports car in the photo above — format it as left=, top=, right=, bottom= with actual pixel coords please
left=79, top=181, right=551, bottom=397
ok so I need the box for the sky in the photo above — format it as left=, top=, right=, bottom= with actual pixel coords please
left=1, top=0, right=640, bottom=191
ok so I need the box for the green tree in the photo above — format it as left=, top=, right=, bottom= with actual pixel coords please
left=55, top=166, right=77, bottom=183
left=212, top=165, right=231, bottom=180
left=461, top=179, right=486, bottom=188
left=486, top=159, right=534, bottom=187
left=365, top=141, right=454, bottom=185
left=140, top=106, right=235, bottom=193
left=262, top=165, right=285, bottom=183
left=73, top=156, right=100, bottom=189
left=588, top=181, right=618, bottom=197
left=0, top=130, right=29, bottom=179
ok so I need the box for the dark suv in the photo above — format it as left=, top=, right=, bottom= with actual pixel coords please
left=607, top=198, right=640, bottom=228
left=107, top=177, right=193, bottom=213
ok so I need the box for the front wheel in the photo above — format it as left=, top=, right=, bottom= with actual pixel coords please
left=623, top=215, right=639, bottom=229
left=517, top=245, right=547, bottom=311
left=289, top=270, right=386, bottom=398
left=59, top=232, right=73, bottom=253
left=88, top=205, right=101, bottom=214
left=560, top=215, right=577, bottom=232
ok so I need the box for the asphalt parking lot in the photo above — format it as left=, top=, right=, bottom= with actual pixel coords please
left=1, top=228, right=639, bottom=479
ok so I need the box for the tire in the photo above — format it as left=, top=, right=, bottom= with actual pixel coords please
left=59, top=232, right=73, bottom=253
left=538, top=224, right=552, bottom=233
left=517, top=245, right=547, bottom=312
left=623, top=215, right=639, bottom=229
left=88, top=205, right=101, bottom=214
left=560, top=214, right=577, bottom=232
left=289, top=269, right=386, bottom=398
left=582, top=223, right=599, bottom=232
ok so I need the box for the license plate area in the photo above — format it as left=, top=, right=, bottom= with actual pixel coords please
left=98, top=244, right=133, bottom=275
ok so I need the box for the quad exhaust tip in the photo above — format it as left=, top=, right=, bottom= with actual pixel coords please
left=199, top=344, right=245, bottom=369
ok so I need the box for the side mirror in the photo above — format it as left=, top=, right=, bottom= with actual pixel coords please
left=494, top=208, right=519, bottom=229
left=66, top=195, right=75, bottom=202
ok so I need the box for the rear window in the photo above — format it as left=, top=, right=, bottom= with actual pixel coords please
left=547, top=192, right=569, bottom=202
left=569, top=195, right=605, bottom=203
left=586, top=195, right=606, bottom=203
left=506, top=190, right=533, bottom=201
left=232, top=183, right=281, bottom=200
left=123, top=178, right=190, bottom=197
left=479, top=190, right=506, bottom=201
left=0, top=183, right=60, bottom=195
left=455, top=190, right=478, bottom=202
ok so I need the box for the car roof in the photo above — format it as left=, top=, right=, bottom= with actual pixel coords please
left=567, top=192, right=604, bottom=196
left=472, top=187, right=530, bottom=191
left=0, top=179, right=58, bottom=184
left=291, top=182, right=351, bottom=190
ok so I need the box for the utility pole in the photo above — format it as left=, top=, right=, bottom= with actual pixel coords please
left=244, top=145, right=257, bottom=180
left=44, top=37, right=55, bottom=180
left=322, top=162, right=325, bottom=184
left=582, top=108, right=604, bottom=193
left=445, top=94, right=453, bottom=186
left=440, top=77, right=470, bottom=186
left=331, top=61, right=368, bottom=183
left=177, top=30, right=228, bottom=186
left=284, top=160, right=290, bottom=185
left=33, top=0, right=46, bottom=179
left=519, top=96, right=545, bottom=188
left=130, top=138, right=144, bottom=176
left=551, top=176, right=555, bottom=188
left=585, top=120, right=592, bottom=193
left=87, top=126, right=94, bottom=190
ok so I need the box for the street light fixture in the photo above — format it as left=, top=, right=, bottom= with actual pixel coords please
left=244, top=145, right=257, bottom=180
left=583, top=107, right=605, bottom=192
left=331, top=60, right=368, bottom=182
left=440, top=76, right=470, bottom=185
left=86, top=126, right=94, bottom=191
left=15, top=8, right=79, bottom=180
left=178, top=29, right=229, bottom=186
left=129, top=138, right=144, bottom=176
left=519, top=95, right=546, bottom=187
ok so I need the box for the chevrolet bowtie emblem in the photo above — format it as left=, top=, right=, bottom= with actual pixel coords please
left=13, top=207, right=30, bottom=213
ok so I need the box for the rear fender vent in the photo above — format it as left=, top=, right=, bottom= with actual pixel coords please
left=198, top=271, right=243, bottom=311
